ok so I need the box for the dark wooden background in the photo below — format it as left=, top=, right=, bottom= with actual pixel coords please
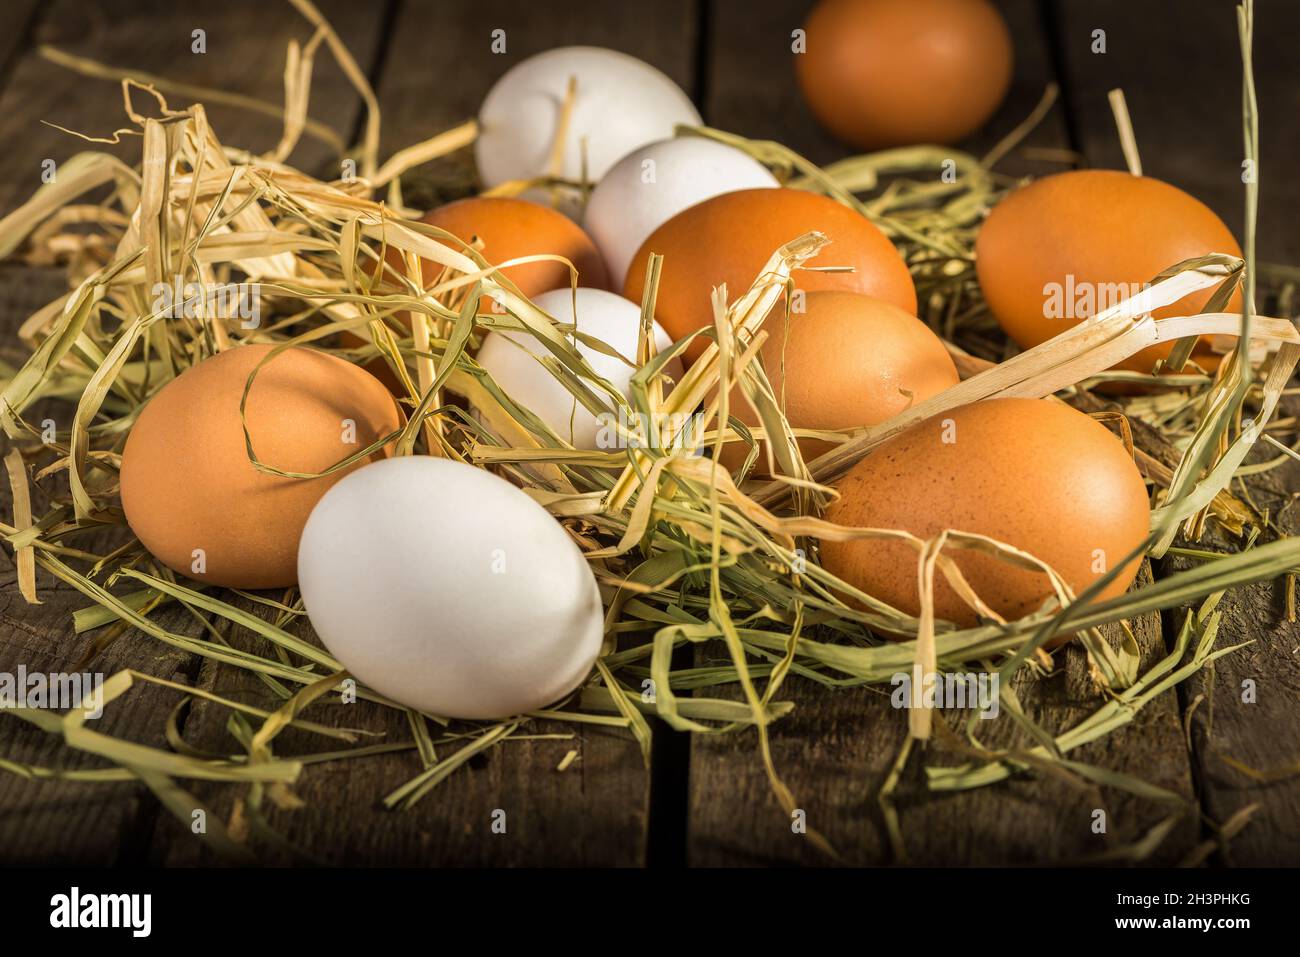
left=0, top=0, right=1297, bottom=867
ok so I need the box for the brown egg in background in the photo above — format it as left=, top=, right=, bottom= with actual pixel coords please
left=716, top=291, right=959, bottom=472
left=795, top=0, right=1014, bottom=151
left=820, top=397, right=1152, bottom=630
left=976, top=170, right=1243, bottom=374
left=624, top=188, right=916, bottom=363
left=120, top=344, right=404, bottom=589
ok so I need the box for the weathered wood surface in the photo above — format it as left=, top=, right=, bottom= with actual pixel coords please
left=0, top=263, right=202, bottom=866
left=1051, top=0, right=1300, bottom=263
left=0, top=0, right=1296, bottom=867
left=1157, top=416, right=1300, bottom=867
left=1054, top=0, right=1300, bottom=866
left=0, top=0, right=388, bottom=212
left=0, top=0, right=389, bottom=865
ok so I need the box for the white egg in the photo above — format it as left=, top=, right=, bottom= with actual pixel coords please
left=476, top=47, right=701, bottom=196
left=298, top=456, right=604, bottom=720
left=476, top=287, right=682, bottom=450
left=585, top=138, right=780, bottom=285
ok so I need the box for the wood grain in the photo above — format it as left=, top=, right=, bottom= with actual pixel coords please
left=1052, top=0, right=1300, bottom=864
left=689, top=564, right=1196, bottom=866
left=0, top=3, right=43, bottom=92
left=1048, top=0, right=1300, bottom=263
left=158, top=655, right=648, bottom=867
left=0, top=0, right=386, bottom=864
left=0, top=0, right=387, bottom=214
left=0, top=261, right=198, bottom=864
left=1157, top=418, right=1300, bottom=866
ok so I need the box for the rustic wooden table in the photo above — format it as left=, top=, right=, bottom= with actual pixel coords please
left=0, top=0, right=1297, bottom=867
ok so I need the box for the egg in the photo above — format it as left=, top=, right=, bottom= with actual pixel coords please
left=476, top=46, right=701, bottom=195
left=477, top=287, right=681, bottom=450
left=120, top=344, right=402, bottom=589
left=584, top=137, right=779, bottom=287
left=796, top=0, right=1013, bottom=150
left=624, top=188, right=916, bottom=362
left=409, top=196, right=608, bottom=296
left=821, top=398, right=1150, bottom=628
left=297, top=455, right=604, bottom=719
left=345, top=196, right=607, bottom=368
left=719, top=291, right=959, bottom=470
left=976, top=170, right=1242, bottom=372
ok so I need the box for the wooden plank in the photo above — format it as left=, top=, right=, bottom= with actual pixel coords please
left=1048, top=0, right=1300, bottom=262
left=1157, top=417, right=1300, bottom=866
left=690, top=565, right=1193, bottom=866
left=0, top=3, right=43, bottom=88
left=702, top=0, right=843, bottom=167
left=0, top=260, right=202, bottom=865
left=0, top=0, right=386, bottom=864
left=0, top=569, right=200, bottom=866
left=688, top=0, right=1199, bottom=865
left=156, top=0, right=700, bottom=866
left=1051, top=0, right=1300, bottom=865
left=159, top=657, right=648, bottom=866
left=0, top=0, right=387, bottom=214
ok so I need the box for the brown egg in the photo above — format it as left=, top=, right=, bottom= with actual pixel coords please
left=719, top=291, right=959, bottom=470
left=821, top=398, right=1150, bottom=629
left=346, top=197, right=609, bottom=385
left=405, top=196, right=607, bottom=296
left=976, top=170, right=1242, bottom=373
left=624, top=188, right=916, bottom=362
left=120, top=344, right=403, bottom=589
left=795, top=0, right=1013, bottom=150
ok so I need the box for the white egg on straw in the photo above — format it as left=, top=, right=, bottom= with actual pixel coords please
left=298, top=456, right=604, bottom=720
left=476, top=287, right=681, bottom=451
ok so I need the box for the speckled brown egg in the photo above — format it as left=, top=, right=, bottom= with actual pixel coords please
left=795, top=0, right=1013, bottom=150
left=624, top=188, right=916, bottom=362
left=120, top=344, right=403, bottom=589
left=719, top=291, right=959, bottom=470
left=821, top=398, right=1150, bottom=628
left=976, top=170, right=1242, bottom=373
